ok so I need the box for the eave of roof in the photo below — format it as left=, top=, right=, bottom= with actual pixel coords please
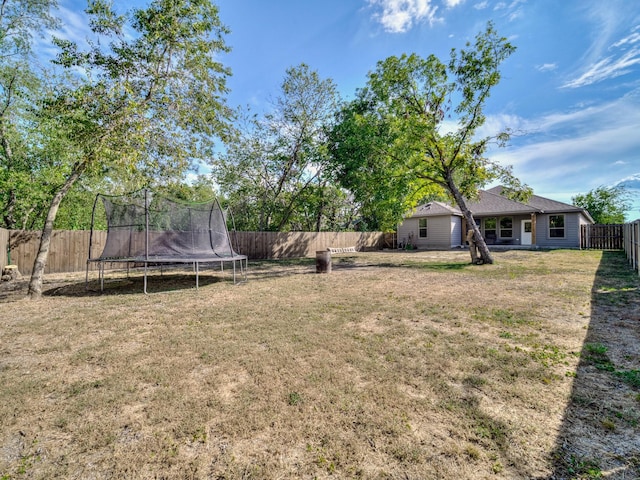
left=406, top=187, right=595, bottom=223
left=408, top=201, right=463, bottom=218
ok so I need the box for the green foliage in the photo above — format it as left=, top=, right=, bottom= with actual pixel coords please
left=565, top=455, right=603, bottom=478
left=213, top=64, right=354, bottom=231
left=572, top=185, right=631, bottom=224
left=0, top=0, right=63, bottom=230
left=327, top=22, right=528, bottom=257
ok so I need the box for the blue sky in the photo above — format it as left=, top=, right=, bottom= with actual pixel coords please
left=56, top=0, right=640, bottom=219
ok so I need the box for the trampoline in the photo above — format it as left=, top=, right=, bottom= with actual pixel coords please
left=86, top=189, right=247, bottom=293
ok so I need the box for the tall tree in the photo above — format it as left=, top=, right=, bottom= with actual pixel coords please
left=25, top=0, right=233, bottom=298
left=213, top=64, right=348, bottom=231
left=572, top=185, right=631, bottom=224
left=0, top=0, right=60, bottom=231
left=328, top=23, right=529, bottom=264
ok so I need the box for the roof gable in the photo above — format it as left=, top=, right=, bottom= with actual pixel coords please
left=409, top=201, right=462, bottom=217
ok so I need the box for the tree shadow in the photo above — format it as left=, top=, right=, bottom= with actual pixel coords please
left=47, top=268, right=228, bottom=297
left=550, top=251, right=640, bottom=478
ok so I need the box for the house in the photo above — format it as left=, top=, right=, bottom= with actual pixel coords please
left=397, top=186, right=594, bottom=249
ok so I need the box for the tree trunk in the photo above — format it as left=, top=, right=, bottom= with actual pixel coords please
left=447, top=181, right=493, bottom=265
left=27, top=162, right=86, bottom=299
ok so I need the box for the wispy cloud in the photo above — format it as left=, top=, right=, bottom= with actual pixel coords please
left=368, top=0, right=440, bottom=33
left=487, top=92, right=640, bottom=206
left=563, top=46, right=640, bottom=88
left=616, top=173, right=640, bottom=189
left=473, top=1, right=489, bottom=10
left=562, top=7, right=640, bottom=89
left=536, top=63, right=557, bottom=72
left=36, top=5, right=91, bottom=60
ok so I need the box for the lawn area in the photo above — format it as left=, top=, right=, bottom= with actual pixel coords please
left=1, top=249, right=639, bottom=479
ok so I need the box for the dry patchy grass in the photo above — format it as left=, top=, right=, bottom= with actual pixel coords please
left=1, top=249, right=639, bottom=479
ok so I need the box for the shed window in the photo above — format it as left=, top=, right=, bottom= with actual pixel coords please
left=499, top=217, right=513, bottom=238
left=419, top=218, right=427, bottom=238
left=549, top=215, right=565, bottom=238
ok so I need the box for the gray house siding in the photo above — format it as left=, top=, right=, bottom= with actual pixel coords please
left=398, top=215, right=459, bottom=249
left=477, top=214, right=532, bottom=245
left=451, top=216, right=462, bottom=247
left=535, top=212, right=583, bottom=248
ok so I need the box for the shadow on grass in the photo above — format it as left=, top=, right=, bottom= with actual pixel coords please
left=42, top=254, right=471, bottom=297
left=550, top=251, right=640, bottom=479
left=47, top=271, right=226, bottom=296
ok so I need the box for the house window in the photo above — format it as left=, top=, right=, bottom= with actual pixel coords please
left=484, top=217, right=497, bottom=243
left=549, top=215, right=565, bottom=238
left=499, top=217, right=513, bottom=238
left=419, top=218, right=427, bottom=237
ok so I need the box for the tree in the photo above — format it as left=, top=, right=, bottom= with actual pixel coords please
left=24, top=0, right=233, bottom=298
left=0, top=0, right=60, bottom=231
left=213, top=64, right=350, bottom=231
left=572, top=185, right=631, bottom=224
left=328, top=22, right=529, bottom=264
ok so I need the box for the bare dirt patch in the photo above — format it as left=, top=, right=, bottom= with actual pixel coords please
left=1, top=250, right=639, bottom=479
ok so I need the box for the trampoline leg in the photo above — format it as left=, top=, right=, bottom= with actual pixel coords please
left=100, top=262, right=104, bottom=291
left=144, top=262, right=148, bottom=294
left=85, top=261, right=89, bottom=290
left=196, top=262, right=199, bottom=290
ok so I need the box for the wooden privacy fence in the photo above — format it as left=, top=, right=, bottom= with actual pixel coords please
left=0, top=228, right=8, bottom=270
left=624, top=220, right=640, bottom=276
left=580, top=224, right=624, bottom=250
left=1, top=229, right=385, bottom=275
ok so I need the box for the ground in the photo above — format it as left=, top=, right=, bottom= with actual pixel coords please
left=1, top=249, right=639, bottom=479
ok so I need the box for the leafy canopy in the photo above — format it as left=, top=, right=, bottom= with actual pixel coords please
left=572, top=185, right=631, bottom=224
left=328, top=22, right=529, bottom=233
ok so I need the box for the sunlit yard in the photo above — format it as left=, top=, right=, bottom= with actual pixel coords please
left=1, top=249, right=639, bottom=479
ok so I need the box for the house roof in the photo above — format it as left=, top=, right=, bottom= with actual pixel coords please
left=407, top=186, right=594, bottom=222
left=412, top=201, right=463, bottom=217
left=486, top=186, right=592, bottom=218
left=466, top=190, right=537, bottom=216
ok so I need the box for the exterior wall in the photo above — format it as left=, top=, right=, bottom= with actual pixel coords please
left=397, top=216, right=458, bottom=249
left=476, top=215, right=531, bottom=245
left=535, top=212, right=583, bottom=248
left=451, top=216, right=463, bottom=247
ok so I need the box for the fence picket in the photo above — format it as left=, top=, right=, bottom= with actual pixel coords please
left=2, top=230, right=386, bottom=275
left=581, top=224, right=624, bottom=250
left=623, top=220, right=640, bottom=276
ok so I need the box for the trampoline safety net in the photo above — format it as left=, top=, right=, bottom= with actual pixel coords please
left=87, top=189, right=247, bottom=291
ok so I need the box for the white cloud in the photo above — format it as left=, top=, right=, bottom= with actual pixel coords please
left=612, top=31, right=640, bottom=48
left=473, top=1, right=489, bottom=10
left=486, top=92, right=640, bottom=208
left=563, top=46, right=640, bottom=88
left=444, top=0, right=464, bottom=8
left=368, top=0, right=439, bottom=33
left=536, top=63, right=557, bottom=72
left=616, top=173, right=640, bottom=189
left=562, top=7, right=640, bottom=88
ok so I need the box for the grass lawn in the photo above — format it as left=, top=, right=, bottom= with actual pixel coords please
left=1, top=249, right=639, bottom=479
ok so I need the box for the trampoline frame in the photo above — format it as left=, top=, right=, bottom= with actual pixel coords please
left=86, top=189, right=248, bottom=293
